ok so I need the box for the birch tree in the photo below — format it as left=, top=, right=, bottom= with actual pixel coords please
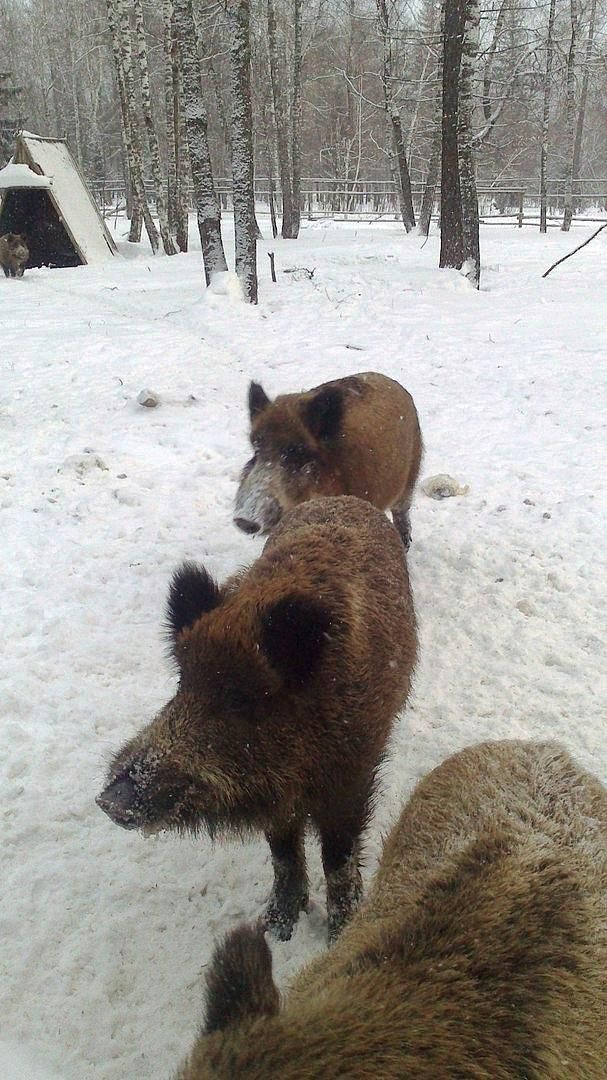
left=376, top=0, right=415, bottom=232
left=267, top=0, right=295, bottom=238
left=226, top=0, right=258, bottom=302
left=174, top=0, right=227, bottom=284
left=562, top=0, right=581, bottom=231
left=291, top=0, right=303, bottom=238
left=106, top=0, right=159, bottom=250
left=571, top=0, right=598, bottom=190
left=458, top=0, right=480, bottom=286
left=539, top=0, right=556, bottom=233
left=134, top=0, right=176, bottom=254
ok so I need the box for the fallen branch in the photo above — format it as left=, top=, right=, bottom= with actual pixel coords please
left=542, top=222, right=607, bottom=278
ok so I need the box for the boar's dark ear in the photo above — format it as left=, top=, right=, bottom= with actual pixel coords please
left=248, top=381, right=271, bottom=420
left=261, top=595, right=332, bottom=684
left=303, top=386, right=343, bottom=442
left=205, top=924, right=279, bottom=1034
left=166, top=561, right=221, bottom=640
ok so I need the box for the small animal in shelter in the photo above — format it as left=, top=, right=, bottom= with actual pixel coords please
left=234, top=372, right=423, bottom=548
left=97, top=496, right=417, bottom=941
left=177, top=739, right=607, bottom=1079
left=0, top=232, right=29, bottom=277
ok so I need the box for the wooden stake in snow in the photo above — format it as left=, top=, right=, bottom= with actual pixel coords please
left=542, top=223, right=607, bottom=279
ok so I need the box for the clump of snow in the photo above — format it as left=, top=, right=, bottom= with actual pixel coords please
left=422, top=473, right=470, bottom=499
left=205, top=269, right=244, bottom=303
left=0, top=1041, right=64, bottom=1080
left=137, top=388, right=161, bottom=408
left=60, top=452, right=109, bottom=478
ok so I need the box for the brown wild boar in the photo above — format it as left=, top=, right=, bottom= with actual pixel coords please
left=97, top=496, right=416, bottom=941
left=177, top=739, right=607, bottom=1080
left=0, top=232, right=29, bottom=277
left=234, top=372, right=423, bottom=549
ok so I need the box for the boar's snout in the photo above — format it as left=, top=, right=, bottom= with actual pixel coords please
left=96, top=777, right=141, bottom=829
left=234, top=516, right=261, bottom=535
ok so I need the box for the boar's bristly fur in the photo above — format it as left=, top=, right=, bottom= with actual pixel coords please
left=177, top=740, right=607, bottom=1080
left=98, top=496, right=417, bottom=941
left=234, top=372, right=423, bottom=548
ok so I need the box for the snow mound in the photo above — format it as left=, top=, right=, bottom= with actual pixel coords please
left=205, top=270, right=244, bottom=303
left=422, top=473, right=470, bottom=499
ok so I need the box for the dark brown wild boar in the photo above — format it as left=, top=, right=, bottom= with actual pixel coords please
left=177, top=740, right=607, bottom=1080
left=97, top=496, right=416, bottom=941
left=0, top=232, right=29, bottom=277
left=234, top=372, right=423, bottom=549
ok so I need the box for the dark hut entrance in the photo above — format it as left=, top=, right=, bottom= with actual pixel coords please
left=0, top=186, right=81, bottom=268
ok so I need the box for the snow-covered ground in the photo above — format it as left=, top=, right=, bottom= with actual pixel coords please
left=1, top=217, right=606, bottom=1079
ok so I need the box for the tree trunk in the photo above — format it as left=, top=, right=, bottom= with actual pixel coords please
left=134, top=0, right=176, bottom=254
left=562, top=0, right=580, bottom=231
left=458, top=0, right=480, bottom=286
left=539, top=0, right=556, bottom=233
left=267, top=0, right=295, bottom=238
left=290, top=0, right=303, bottom=237
left=418, top=124, right=441, bottom=237
left=376, top=0, right=415, bottom=232
left=163, top=0, right=178, bottom=236
left=226, top=0, right=258, bottom=303
left=174, top=0, right=227, bottom=284
left=571, top=0, right=597, bottom=199
left=106, top=0, right=159, bottom=251
left=440, top=0, right=464, bottom=268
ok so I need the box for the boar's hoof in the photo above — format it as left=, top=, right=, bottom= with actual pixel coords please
left=262, top=890, right=309, bottom=942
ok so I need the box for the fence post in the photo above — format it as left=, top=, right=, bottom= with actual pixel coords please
left=517, top=190, right=524, bottom=228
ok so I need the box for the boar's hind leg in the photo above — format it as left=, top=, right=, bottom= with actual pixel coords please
left=391, top=498, right=412, bottom=550
left=263, top=823, right=309, bottom=942
left=320, top=818, right=364, bottom=943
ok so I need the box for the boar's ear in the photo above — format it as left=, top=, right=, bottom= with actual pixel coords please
left=204, top=924, right=279, bottom=1034
left=260, top=595, right=332, bottom=684
left=303, top=386, right=343, bottom=442
left=166, top=561, right=221, bottom=641
left=248, top=381, right=271, bottom=420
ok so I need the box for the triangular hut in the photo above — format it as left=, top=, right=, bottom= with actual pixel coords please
left=0, top=132, right=117, bottom=268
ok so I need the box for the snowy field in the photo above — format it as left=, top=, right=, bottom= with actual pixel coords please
left=1, top=217, right=606, bottom=1078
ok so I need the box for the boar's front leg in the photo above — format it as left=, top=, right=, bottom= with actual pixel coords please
left=263, top=822, right=309, bottom=941
left=320, top=819, right=364, bottom=943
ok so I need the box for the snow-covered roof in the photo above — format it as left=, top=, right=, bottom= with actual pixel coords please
left=13, top=133, right=117, bottom=263
left=0, top=162, right=51, bottom=190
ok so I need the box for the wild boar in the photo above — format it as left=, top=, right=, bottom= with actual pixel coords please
left=177, top=739, right=607, bottom=1080
left=234, top=372, right=423, bottom=549
left=0, top=232, right=29, bottom=277
left=97, top=496, right=417, bottom=941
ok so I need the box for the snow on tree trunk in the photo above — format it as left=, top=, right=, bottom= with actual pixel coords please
left=571, top=0, right=597, bottom=195
left=134, top=0, right=176, bottom=255
left=539, top=0, right=556, bottom=234
left=562, top=0, right=580, bottom=232
left=163, top=0, right=178, bottom=237
left=267, top=0, right=295, bottom=239
left=376, top=0, right=415, bottom=232
left=440, top=0, right=480, bottom=285
left=174, top=0, right=227, bottom=285
left=418, top=124, right=441, bottom=237
left=226, top=0, right=258, bottom=303
left=291, top=0, right=303, bottom=238
left=458, top=0, right=480, bottom=287
left=440, top=0, right=464, bottom=268
left=106, top=0, right=159, bottom=252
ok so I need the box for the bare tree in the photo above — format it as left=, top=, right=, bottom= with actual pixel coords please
left=376, top=0, right=415, bottom=232
left=562, top=0, right=581, bottom=231
left=267, top=0, right=295, bottom=238
left=174, top=0, right=227, bottom=284
left=134, top=0, right=176, bottom=254
left=226, top=0, right=258, bottom=302
left=291, top=0, right=303, bottom=238
left=106, top=0, right=159, bottom=251
left=571, top=0, right=598, bottom=201
left=458, top=0, right=480, bottom=285
left=539, top=0, right=556, bottom=233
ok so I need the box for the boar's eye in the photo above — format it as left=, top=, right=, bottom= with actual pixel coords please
left=280, top=443, right=314, bottom=471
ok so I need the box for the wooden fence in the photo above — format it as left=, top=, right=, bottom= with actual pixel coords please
left=90, top=177, right=607, bottom=228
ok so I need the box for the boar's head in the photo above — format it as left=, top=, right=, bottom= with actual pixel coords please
left=97, top=562, right=332, bottom=837
left=233, top=381, right=345, bottom=535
